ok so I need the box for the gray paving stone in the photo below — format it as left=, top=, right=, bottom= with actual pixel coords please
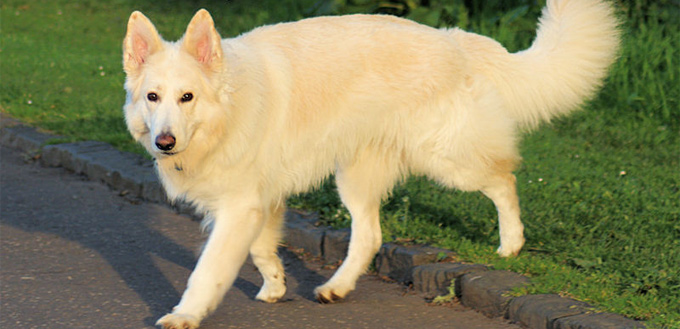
left=412, top=262, right=489, bottom=296
left=375, top=243, right=456, bottom=283
left=323, top=227, right=350, bottom=262
left=460, top=270, right=531, bottom=317
left=284, top=211, right=325, bottom=257
left=41, top=141, right=157, bottom=198
left=507, top=294, right=591, bottom=329
left=41, top=141, right=107, bottom=173
left=94, top=155, right=154, bottom=196
left=0, top=125, right=54, bottom=153
left=40, top=143, right=73, bottom=168
left=553, top=312, right=646, bottom=329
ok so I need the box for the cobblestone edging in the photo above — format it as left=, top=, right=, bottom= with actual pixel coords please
left=0, top=120, right=646, bottom=329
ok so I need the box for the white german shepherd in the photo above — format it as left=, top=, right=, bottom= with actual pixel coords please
left=123, top=0, right=619, bottom=327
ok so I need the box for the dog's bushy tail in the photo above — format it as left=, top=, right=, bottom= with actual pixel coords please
left=499, top=0, right=621, bottom=128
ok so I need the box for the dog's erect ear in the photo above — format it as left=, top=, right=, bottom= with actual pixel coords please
left=123, top=11, right=163, bottom=77
left=181, top=9, right=223, bottom=72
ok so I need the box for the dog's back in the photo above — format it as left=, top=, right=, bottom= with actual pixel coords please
left=219, top=1, right=620, bottom=198
left=224, top=15, right=512, bottom=195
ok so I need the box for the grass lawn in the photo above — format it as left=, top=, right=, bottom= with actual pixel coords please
left=2, top=0, right=678, bottom=327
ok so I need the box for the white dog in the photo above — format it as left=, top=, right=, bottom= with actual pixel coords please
left=122, top=0, right=619, bottom=327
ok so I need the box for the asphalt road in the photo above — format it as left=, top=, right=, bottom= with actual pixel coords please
left=0, top=145, right=520, bottom=329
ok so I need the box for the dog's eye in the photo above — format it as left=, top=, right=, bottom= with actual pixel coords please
left=181, top=93, right=193, bottom=103
left=147, top=93, right=159, bottom=102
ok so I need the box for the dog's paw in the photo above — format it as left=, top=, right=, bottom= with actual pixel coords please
left=497, top=246, right=521, bottom=257
left=313, top=283, right=351, bottom=304
left=255, top=280, right=286, bottom=303
left=156, top=313, right=200, bottom=329
left=496, top=236, right=525, bottom=257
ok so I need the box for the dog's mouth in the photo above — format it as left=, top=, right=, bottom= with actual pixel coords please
left=152, top=147, right=180, bottom=157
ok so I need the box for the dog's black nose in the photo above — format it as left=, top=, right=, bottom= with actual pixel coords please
left=155, top=133, right=176, bottom=151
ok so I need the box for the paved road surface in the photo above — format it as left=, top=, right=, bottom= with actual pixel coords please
left=1, top=145, right=520, bottom=329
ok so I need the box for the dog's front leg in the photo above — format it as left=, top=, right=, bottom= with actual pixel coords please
left=157, top=202, right=265, bottom=329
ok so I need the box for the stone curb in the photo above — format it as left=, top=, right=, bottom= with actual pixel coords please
left=0, top=121, right=646, bottom=329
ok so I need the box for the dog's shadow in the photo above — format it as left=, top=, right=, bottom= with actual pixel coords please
left=229, top=247, right=330, bottom=304
left=277, top=247, right=330, bottom=302
left=2, top=147, right=334, bottom=328
left=1, top=164, right=192, bottom=327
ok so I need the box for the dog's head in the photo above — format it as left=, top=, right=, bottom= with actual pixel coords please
left=122, top=9, right=224, bottom=158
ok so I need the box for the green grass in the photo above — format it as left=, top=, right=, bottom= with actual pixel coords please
left=0, top=0, right=315, bottom=153
left=2, top=0, right=678, bottom=327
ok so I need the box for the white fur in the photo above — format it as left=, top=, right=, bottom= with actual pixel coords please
left=122, top=1, right=620, bottom=328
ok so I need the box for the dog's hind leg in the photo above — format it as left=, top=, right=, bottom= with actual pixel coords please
left=314, top=151, right=399, bottom=303
left=251, top=202, right=287, bottom=303
left=428, top=155, right=524, bottom=257
left=481, top=171, right=525, bottom=257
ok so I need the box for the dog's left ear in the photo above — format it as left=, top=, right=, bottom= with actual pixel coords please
left=181, top=9, right=223, bottom=72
